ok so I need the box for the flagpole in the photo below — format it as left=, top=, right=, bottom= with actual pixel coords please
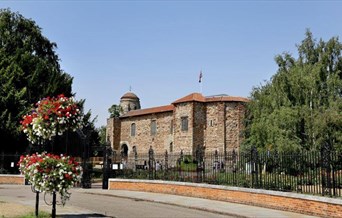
left=200, top=80, right=202, bottom=94
left=199, top=70, right=203, bottom=94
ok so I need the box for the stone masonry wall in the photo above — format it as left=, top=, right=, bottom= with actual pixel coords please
left=113, top=117, right=121, bottom=151
left=106, top=118, right=114, bottom=148
left=193, top=102, right=206, bottom=152
left=173, top=103, right=193, bottom=153
left=120, top=112, right=173, bottom=155
left=225, top=102, right=245, bottom=152
left=204, top=102, right=225, bottom=153
left=106, top=117, right=121, bottom=150
left=107, top=99, right=247, bottom=156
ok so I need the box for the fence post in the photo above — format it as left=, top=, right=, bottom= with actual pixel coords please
left=232, top=149, right=237, bottom=185
left=0, top=151, right=4, bottom=170
left=102, top=146, right=112, bottom=189
left=178, top=150, right=183, bottom=181
left=148, top=146, right=154, bottom=180
left=134, top=148, right=138, bottom=172
left=164, top=150, right=168, bottom=171
left=321, top=141, right=332, bottom=197
left=214, top=150, right=219, bottom=170
left=196, top=146, right=205, bottom=183
left=164, top=150, right=168, bottom=178
left=251, top=146, right=259, bottom=188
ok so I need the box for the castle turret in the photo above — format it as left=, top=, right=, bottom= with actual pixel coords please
left=119, top=92, right=141, bottom=115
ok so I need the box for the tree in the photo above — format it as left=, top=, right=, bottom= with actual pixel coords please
left=0, top=9, right=73, bottom=152
left=97, top=125, right=107, bottom=146
left=244, top=30, right=342, bottom=152
left=108, top=104, right=121, bottom=118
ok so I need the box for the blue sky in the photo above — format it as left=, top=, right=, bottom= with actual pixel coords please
left=1, top=1, right=342, bottom=127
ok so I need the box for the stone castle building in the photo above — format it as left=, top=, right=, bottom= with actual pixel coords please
left=106, top=92, right=248, bottom=156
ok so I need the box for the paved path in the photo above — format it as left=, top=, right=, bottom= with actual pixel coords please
left=0, top=184, right=318, bottom=218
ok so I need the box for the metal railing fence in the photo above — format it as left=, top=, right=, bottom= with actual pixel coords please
left=109, top=147, right=342, bottom=198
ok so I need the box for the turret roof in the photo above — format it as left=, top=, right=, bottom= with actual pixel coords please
left=121, top=92, right=139, bottom=100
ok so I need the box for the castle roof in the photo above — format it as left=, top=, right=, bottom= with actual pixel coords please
left=121, top=92, right=139, bottom=100
left=121, top=105, right=174, bottom=118
left=173, top=93, right=249, bottom=104
left=205, top=96, right=249, bottom=103
left=172, top=93, right=206, bottom=104
left=120, top=93, right=248, bottom=118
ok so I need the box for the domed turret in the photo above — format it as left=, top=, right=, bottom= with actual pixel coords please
left=120, top=92, right=141, bottom=115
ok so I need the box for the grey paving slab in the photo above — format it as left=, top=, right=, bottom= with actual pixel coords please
left=0, top=184, right=320, bottom=218
left=79, top=187, right=318, bottom=218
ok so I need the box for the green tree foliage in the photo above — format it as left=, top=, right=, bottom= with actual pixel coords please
left=0, top=9, right=73, bottom=152
left=108, top=104, right=121, bottom=118
left=97, top=125, right=107, bottom=146
left=244, top=30, right=342, bottom=152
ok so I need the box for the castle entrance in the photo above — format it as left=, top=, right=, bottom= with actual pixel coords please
left=121, top=144, right=128, bottom=158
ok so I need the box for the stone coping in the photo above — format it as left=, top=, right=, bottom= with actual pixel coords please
left=0, top=174, right=24, bottom=177
left=109, top=178, right=342, bottom=205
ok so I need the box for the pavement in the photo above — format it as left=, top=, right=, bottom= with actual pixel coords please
left=0, top=183, right=318, bottom=218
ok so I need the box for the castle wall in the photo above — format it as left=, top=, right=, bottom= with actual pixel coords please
left=120, top=111, right=173, bottom=155
left=225, top=102, right=245, bottom=152
left=106, top=117, right=121, bottom=150
left=108, top=92, right=247, bottom=156
left=106, top=118, right=114, bottom=148
left=204, top=102, right=225, bottom=153
left=193, top=102, right=206, bottom=152
left=173, top=103, right=193, bottom=153
left=120, top=98, right=141, bottom=115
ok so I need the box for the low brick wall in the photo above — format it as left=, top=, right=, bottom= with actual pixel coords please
left=0, top=174, right=25, bottom=185
left=109, top=179, right=342, bottom=217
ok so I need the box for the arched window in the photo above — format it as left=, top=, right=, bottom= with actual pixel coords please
left=170, top=120, right=173, bottom=134
left=170, top=142, right=173, bottom=153
left=151, top=120, right=157, bottom=136
left=131, top=123, right=136, bottom=136
left=181, top=116, right=188, bottom=131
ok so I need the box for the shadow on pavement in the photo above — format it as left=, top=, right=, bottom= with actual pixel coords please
left=57, top=213, right=114, bottom=218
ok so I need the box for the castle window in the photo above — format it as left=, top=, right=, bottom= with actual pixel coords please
left=209, top=120, right=213, bottom=127
left=181, top=116, right=188, bottom=131
left=170, top=142, right=173, bottom=152
left=151, top=120, right=157, bottom=135
left=131, top=123, right=136, bottom=136
left=170, top=120, right=173, bottom=134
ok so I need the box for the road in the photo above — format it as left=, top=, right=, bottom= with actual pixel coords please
left=0, top=185, right=232, bottom=218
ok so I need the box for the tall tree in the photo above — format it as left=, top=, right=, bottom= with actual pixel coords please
left=244, top=30, right=342, bottom=152
left=108, top=104, right=121, bottom=118
left=0, top=9, right=73, bottom=152
left=97, top=125, right=107, bottom=146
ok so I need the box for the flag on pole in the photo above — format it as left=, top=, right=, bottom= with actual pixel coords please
left=199, top=71, right=203, bottom=83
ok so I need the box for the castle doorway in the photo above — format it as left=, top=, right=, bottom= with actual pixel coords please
left=121, top=144, right=128, bottom=157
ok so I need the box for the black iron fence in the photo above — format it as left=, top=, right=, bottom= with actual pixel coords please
left=0, top=152, right=21, bottom=174
left=109, top=146, right=342, bottom=198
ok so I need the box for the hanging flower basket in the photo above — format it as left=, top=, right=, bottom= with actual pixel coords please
left=18, top=152, right=82, bottom=205
left=21, top=94, right=83, bottom=144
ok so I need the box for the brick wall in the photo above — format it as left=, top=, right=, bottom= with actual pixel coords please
left=0, top=175, right=25, bottom=185
left=109, top=179, right=342, bottom=218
